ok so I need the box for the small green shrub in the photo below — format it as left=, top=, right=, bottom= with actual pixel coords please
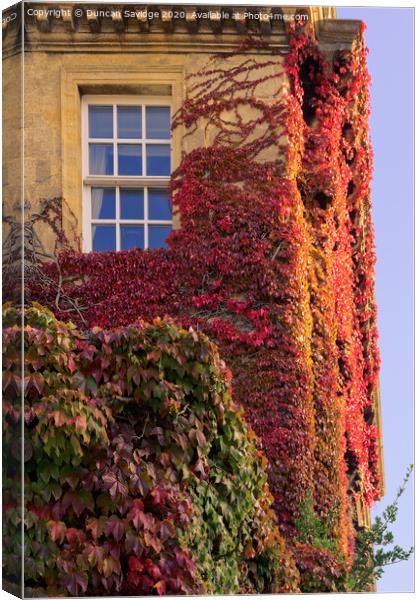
left=293, top=492, right=348, bottom=592
left=348, top=465, right=414, bottom=591
left=293, top=469, right=414, bottom=593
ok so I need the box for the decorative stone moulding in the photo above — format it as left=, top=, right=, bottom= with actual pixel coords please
left=2, top=3, right=337, bottom=56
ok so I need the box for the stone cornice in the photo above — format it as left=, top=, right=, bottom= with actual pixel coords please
left=2, top=3, right=337, bottom=57
left=316, top=17, right=363, bottom=51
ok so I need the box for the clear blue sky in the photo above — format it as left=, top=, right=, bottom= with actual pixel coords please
left=337, top=6, right=414, bottom=592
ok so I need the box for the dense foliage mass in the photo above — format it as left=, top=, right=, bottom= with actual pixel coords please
left=3, top=303, right=300, bottom=596
left=12, top=16, right=383, bottom=594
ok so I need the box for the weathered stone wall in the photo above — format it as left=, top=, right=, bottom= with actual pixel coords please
left=5, top=2, right=335, bottom=250
left=3, top=52, right=22, bottom=219
left=3, top=47, right=289, bottom=251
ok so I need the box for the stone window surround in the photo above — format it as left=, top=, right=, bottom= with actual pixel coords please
left=82, top=95, right=173, bottom=252
left=60, top=63, right=183, bottom=245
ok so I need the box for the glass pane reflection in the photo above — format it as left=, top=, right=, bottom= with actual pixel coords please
left=149, top=225, right=172, bottom=249
left=148, top=189, right=171, bottom=220
left=89, top=105, right=113, bottom=138
left=92, top=225, right=116, bottom=252
left=118, top=106, right=142, bottom=139
left=120, top=189, right=144, bottom=220
left=118, top=144, right=142, bottom=175
left=121, top=225, right=145, bottom=250
left=92, top=188, right=116, bottom=219
left=146, top=144, right=170, bottom=176
left=146, top=106, right=171, bottom=139
left=89, top=144, right=114, bottom=175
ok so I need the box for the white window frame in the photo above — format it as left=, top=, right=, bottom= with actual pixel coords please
left=81, top=95, right=173, bottom=252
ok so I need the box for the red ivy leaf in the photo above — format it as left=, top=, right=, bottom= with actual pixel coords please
left=154, top=580, right=166, bottom=595
left=75, top=414, right=87, bottom=433
left=128, top=556, right=144, bottom=573
left=102, top=472, right=128, bottom=499
left=86, top=517, right=106, bottom=540
left=48, top=520, right=66, bottom=544
left=144, top=531, right=162, bottom=553
left=104, top=516, right=125, bottom=542
left=62, top=490, right=85, bottom=517
left=65, top=572, right=88, bottom=595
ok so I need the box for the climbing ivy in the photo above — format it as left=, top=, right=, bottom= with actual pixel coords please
left=348, top=465, right=414, bottom=591
left=293, top=468, right=414, bottom=593
left=3, top=303, right=299, bottom=596
left=19, top=13, right=384, bottom=592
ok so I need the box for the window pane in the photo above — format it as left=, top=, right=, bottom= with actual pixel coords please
left=146, top=106, right=171, bottom=139
left=148, top=225, right=172, bottom=249
left=92, top=188, right=116, bottom=219
left=148, top=189, right=171, bottom=220
left=92, top=225, right=116, bottom=252
left=120, top=188, right=144, bottom=220
left=89, top=106, right=113, bottom=138
left=118, top=106, right=142, bottom=139
left=118, top=144, right=142, bottom=175
left=121, top=225, right=145, bottom=250
left=89, top=144, right=114, bottom=175
left=146, top=144, right=170, bottom=176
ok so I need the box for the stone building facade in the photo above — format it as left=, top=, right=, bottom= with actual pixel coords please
left=3, top=4, right=340, bottom=248
left=2, top=1, right=384, bottom=530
